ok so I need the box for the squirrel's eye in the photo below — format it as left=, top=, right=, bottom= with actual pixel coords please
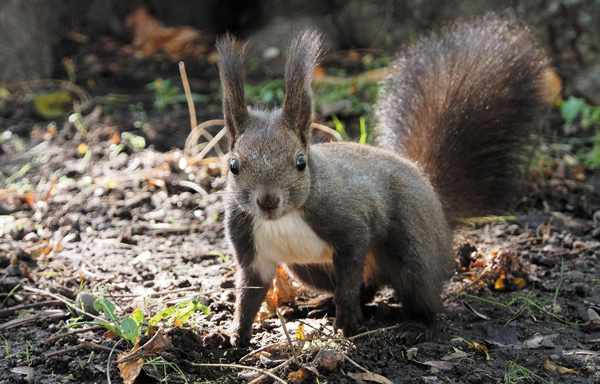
left=296, top=154, right=307, bottom=171
left=230, top=158, right=239, bottom=175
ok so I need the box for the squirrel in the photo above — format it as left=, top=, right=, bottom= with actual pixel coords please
left=216, top=15, right=549, bottom=347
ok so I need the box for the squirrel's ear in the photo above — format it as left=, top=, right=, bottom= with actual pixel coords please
left=282, top=29, right=321, bottom=146
left=216, top=34, right=249, bottom=150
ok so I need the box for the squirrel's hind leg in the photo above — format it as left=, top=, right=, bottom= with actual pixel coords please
left=373, top=245, right=447, bottom=344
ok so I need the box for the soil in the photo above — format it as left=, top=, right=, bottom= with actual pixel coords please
left=1, top=32, right=600, bottom=384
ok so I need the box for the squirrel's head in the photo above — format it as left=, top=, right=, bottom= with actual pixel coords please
left=217, top=30, right=321, bottom=220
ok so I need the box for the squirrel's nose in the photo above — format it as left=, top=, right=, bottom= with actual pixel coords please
left=256, top=193, right=280, bottom=212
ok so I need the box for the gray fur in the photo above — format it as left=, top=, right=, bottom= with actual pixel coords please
left=219, top=16, right=548, bottom=347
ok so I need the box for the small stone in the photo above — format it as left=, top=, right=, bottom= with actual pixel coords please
left=74, top=292, right=99, bottom=316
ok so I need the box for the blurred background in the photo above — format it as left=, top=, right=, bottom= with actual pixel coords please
left=1, top=0, right=600, bottom=219
left=1, top=0, right=600, bottom=141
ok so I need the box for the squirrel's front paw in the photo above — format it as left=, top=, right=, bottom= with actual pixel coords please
left=334, top=304, right=364, bottom=337
left=229, top=330, right=251, bottom=348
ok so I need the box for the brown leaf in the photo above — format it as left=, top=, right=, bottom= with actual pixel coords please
left=347, top=371, right=393, bottom=384
left=315, top=349, right=344, bottom=372
left=422, top=360, right=456, bottom=371
left=544, top=357, right=578, bottom=375
left=124, top=7, right=204, bottom=59
left=468, top=341, right=489, bottom=360
left=288, top=367, right=316, bottom=384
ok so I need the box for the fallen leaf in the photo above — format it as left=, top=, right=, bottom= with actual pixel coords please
left=513, top=277, right=526, bottom=290
left=11, top=366, right=34, bottom=382
left=405, top=347, right=418, bottom=360
left=494, top=277, right=506, bottom=291
left=118, top=329, right=174, bottom=384
left=541, top=68, right=562, bottom=105
left=118, top=340, right=144, bottom=384
left=315, top=349, right=344, bottom=372
left=441, top=351, right=469, bottom=361
left=33, top=91, right=74, bottom=119
left=125, top=7, right=205, bottom=59
left=544, top=357, right=578, bottom=374
left=288, top=367, right=316, bottom=383
left=347, top=371, right=393, bottom=384
left=21, top=192, right=35, bottom=206
left=524, top=334, right=557, bottom=349
left=295, top=323, right=305, bottom=340
left=467, top=341, right=489, bottom=360
left=422, top=360, right=456, bottom=371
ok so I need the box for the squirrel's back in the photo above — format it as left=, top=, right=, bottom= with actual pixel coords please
left=374, top=16, right=549, bottom=222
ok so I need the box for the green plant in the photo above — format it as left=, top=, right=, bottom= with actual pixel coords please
left=68, top=285, right=211, bottom=347
left=504, top=358, right=549, bottom=384
left=244, top=79, right=286, bottom=106
left=331, top=115, right=348, bottom=140
left=206, top=250, right=229, bottom=263
left=149, top=299, right=210, bottom=327
left=561, top=96, right=600, bottom=129
left=143, top=356, right=188, bottom=383
left=1, top=284, right=21, bottom=309
left=68, top=285, right=144, bottom=345
left=463, top=259, right=582, bottom=326
left=146, top=78, right=205, bottom=111
left=5, top=163, right=31, bottom=185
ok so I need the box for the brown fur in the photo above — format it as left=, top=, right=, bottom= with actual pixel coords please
left=374, top=16, right=549, bottom=221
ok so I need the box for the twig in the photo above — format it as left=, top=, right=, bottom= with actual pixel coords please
left=171, top=179, right=208, bottom=196
left=107, top=338, right=124, bottom=384
left=45, top=325, right=106, bottom=344
left=110, top=286, right=203, bottom=298
left=179, top=61, right=197, bottom=132
left=310, top=122, right=343, bottom=141
left=0, top=300, right=62, bottom=318
left=248, top=357, right=294, bottom=384
left=190, top=363, right=287, bottom=384
left=21, top=285, right=106, bottom=323
left=341, top=352, right=393, bottom=383
left=184, top=119, right=225, bottom=156
left=239, top=341, right=288, bottom=363
left=194, top=127, right=227, bottom=161
left=276, top=308, right=301, bottom=366
left=346, top=324, right=401, bottom=341
left=0, top=311, right=67, bottom=331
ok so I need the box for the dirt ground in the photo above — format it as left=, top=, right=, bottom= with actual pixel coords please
left=1, top=28, right=600, bottom=384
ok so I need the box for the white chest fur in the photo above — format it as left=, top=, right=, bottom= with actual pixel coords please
left=252, top=210, right=333, bottom=283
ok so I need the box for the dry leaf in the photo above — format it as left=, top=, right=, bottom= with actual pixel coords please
left=468, top=341, right=489, bottom=360
left=118, top=329, right=174, bottom=384
left=494, top=277, right=506, bottom=291
left=288, top=367, right=316, bottom=383
left=513, top=277, right=526, bottom=290
left=524, top=334, right=557, bottom=349
left=315, top=349, right=344, bottom=372
left=21, top=192, right=35, bottom=206
left=295, top=323, right=305, bottom=340
left=441, top=351, right=469, bottom=361
left=125, top=7, right=205, bottom=59
left=347, top=371, right=393, bottom=384
left=118, top=340, right=144, bottom=384
left=544, top=357, right=578, bottom=375
left=422, top=360, right=456, bottom=371
left=541, top=68, right=562, bottom=105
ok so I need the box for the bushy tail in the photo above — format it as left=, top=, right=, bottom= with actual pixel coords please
left=374, top=15, right=549, bottom=222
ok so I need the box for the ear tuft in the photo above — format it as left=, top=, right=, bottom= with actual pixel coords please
left=283, top=29, right=322, bottom=146
left=216, top=34, right=249, bottom=149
